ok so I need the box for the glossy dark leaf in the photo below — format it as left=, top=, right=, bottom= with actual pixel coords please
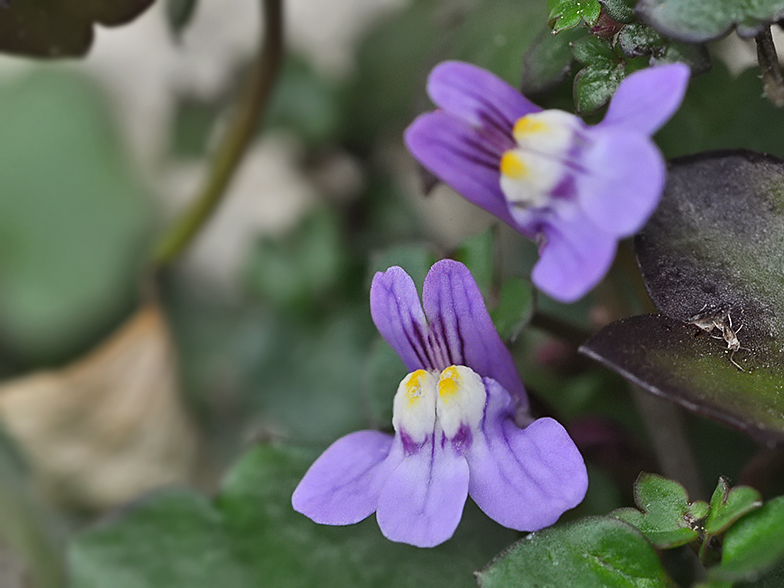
left=477, top=516, right=677, bottom=588
left=520, top=26, right=585, bottom=97
left=582, top=150, right=784, bottom=446
left=637, top=0, right=784, bottom=42
left=0, top=0, right=155, bottom=58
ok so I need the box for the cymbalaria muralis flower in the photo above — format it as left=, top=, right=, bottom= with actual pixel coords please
left=292, top=260, right=587, bottom=547
left=405, top=62, right=690, bottom=302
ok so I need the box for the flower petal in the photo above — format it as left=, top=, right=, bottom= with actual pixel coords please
left=422, top=259, right=528, bottom=409
left=531, top=210, right=617, bottom=302
left=292, top=430, right=397, bottom=525
left=467, top=378, right=588, bottom=531
left=370, top=266, right=432, bottom=371
left=405, top=111, right=519, bottom=228
left=599, top=64, right=690, bottom=135
left=376, top=436, right=470, bottom=547
left=427, top=61, right=541, bottom=133
left=575, top=128, right=665, bottom=236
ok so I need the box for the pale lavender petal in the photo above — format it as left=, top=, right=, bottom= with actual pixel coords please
left=575, top=129, right=665, bottom=236
left=405, top=111, right=518, bottom=227
left=376, top=437, right=470, bottom=547
left=531, top=210, right=617, bottom=302
left=427, top=61, right=541, bottom=133
left=370, top=266, right=433, bottom=371
left=467, top=378, right=588, bottom=531
left=292, top=430, right=397, bottom=525
left=421, top=259, right=528, bottom=409
left=599, top=64, right=690, bottom=135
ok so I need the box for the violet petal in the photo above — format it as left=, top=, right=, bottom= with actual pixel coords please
left=427, top=61, right=541, bottom=133
left=405, top=111, right=519, bottom=228
left=467, top=378, right=588, bottom=531
left=575, top=128, right=665, bottom=236
left=599, top=64, right=690, bottom=135
left=370, top=266, right=432, bottom=371
left=531, top=210, right=617, bottom=302
left=292, top=430, right=397, bottom=525
left=422, top=259, right=528, bottom=409
left=376, top=436, right=470, bottom=547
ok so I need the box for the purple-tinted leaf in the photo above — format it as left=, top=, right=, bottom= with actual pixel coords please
left=0, top=0, right=155, bottom=58
left=582, top=151, right=784, bottom=446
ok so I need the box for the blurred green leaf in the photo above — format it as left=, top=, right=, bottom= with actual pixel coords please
left=453, top=228, right=495, bottom=298
left=70, top=444, right=517, bottom=588
left=637, top=0, right=784, bottom=42
left=582, top=151, right=784, bottom=446
left=710, top=496, right=784, bottom=582
left=572, top=35, right=616, bottom=65
left=368, top=243, right=437, bottom=293
left=477, top=516, right=676, bottom=587
left=611, top=473, right=708, bottom=549
left=704, top=477, right=762, bottom=536
left=599, top=0, right=636, bottom=23
left=362, top=337, right=405, bottom=429
left=491, top=277, right=535, bottom=343
left=0, top=0, right=154, bottom=57
left=616, top=23, right=711, bottom=73
left=547, top=0, right=601, bottom=33
left=0, top=71, right=152, bottom=363
left=573, top=62, right=625, bottom=113
left=520, top=26, right=584, bottom=97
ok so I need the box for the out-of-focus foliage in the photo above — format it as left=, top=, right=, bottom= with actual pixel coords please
left=0, top=71, right=153, bottom=364
left=69, top=445, right=517, bottom=588
left=0, top=0, right=155, bottom=57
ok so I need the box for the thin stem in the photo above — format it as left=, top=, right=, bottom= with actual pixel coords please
left=151, top=0, right=284, bottom=269
left=755, top=26, right=784, bottom=108
left=529, top=311, right=593, bottom=348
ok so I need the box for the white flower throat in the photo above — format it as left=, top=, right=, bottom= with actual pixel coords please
left=393, top=365, right=486, bottom=444
left=499, top=110, right=579, bottom=209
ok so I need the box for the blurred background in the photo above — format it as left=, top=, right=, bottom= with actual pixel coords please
left=1, top=0, right=784, bottom=585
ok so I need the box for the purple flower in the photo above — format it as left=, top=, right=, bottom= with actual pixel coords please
left=292, top=260, right=587, bottom=547
left=405, top=62, right=690, bottom=302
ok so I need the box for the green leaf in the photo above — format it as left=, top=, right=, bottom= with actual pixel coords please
left=710, top=496, right=784, bottom=582
left=600, top=0, right=636, bottom=23
left=491, top=277, right=536, bottom=343
left=477, top=516, right=677, bottom=588
left=70, top=445, right=517, bottom=588
left=611, top=473, right=708, bottom=549
left=520, top=26, right=585, bottom=97
left=637, top=0, right=784, bottom=42
left=547, top=0, right=602, bottom=33
left=453, top=228, right=496, bottom=298
left=573, top=62, right=625, bottom=113
left=0, top=0, right=154, bottom=57
left=582, top=151, right=784, bottom=446
left=571, top=35, right=617, bottom=66
left=0, top=71, right=152, bottom=362
left=363, top=336, right=406, bottom=428
left=616, top=23, right=711, bottom=73
left=704, top=477, right=762, bottom=536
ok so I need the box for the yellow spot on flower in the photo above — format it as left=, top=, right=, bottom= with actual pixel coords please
left=438, top=366, right=461, bottom=402
left=405, top=369, right=428, bottom=406
left=512, top=116, right=548, bottom=141
left=500, top=151, right=527, bottom=179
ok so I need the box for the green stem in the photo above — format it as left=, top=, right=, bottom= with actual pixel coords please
left=755, top=26, right=784, bottom=108
left=152, top=0, right=284, bottom=269
left=529, top=311, right=593, bottom=348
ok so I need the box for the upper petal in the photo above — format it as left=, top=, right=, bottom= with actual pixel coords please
left=292, top=430, right=397, bottom=525
left=422, top=259, right=528, bottom=409
left=466, top=378, right=588, bottom=531
left=531, top=209, right=617, bottom=302
left=370, top=266, right=433, bottom=371
left=405, top=110, right=518, bottom=228
left=575, top=128, right=666, bottom=236
left=427, top=61, right=541, bottom=133
left=376, top=435, right=470, bottom=547
left=599, top=64, right=690, bottom=135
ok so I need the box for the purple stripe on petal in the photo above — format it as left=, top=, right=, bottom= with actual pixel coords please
left=405, top=111, right=517, bottom=227
left=370, top=266, right=434, bottom=371
left=422, top=259, right=528, bottom=409
left=575, top=129, right=665, bottom=236
left=427, top=61, right=541, bottom=134
left=599, top=64, right=690, bottom=135
left=292, top=430, right=398, bottom=525
left=531, top=210, right=617, bottom=302
left=467, top=379, right=587, bottom=531
left=376, top=435, right=470, bottom=547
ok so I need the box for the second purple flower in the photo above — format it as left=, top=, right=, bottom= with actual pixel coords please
left=405, top=61, right=690, bottom=302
